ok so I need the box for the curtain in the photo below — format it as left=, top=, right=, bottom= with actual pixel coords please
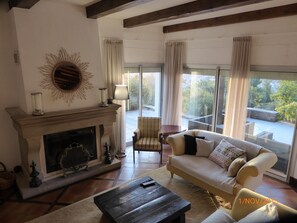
left=103, top=39, right=126, bottom=154
left=223, top=36, right=252, bottom=139
left=162, top=42, right=185, bottom=125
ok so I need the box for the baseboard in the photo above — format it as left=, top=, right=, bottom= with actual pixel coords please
left=289, top=176, right=297, bottom=189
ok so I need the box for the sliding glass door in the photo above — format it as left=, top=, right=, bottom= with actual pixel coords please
left=245, top=69, right=297, bottom=178
left=124, top=65, right=162, bottom=144
left=182, top=67, right=229, bottom=133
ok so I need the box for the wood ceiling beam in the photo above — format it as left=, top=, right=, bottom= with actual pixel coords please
left=8, top=0, right=39, bottom=9
left=163, top=3, right=297, bottom=33
left=86, top=0, right=153, bottom=19
left=124, top=0, right=271, bottom=28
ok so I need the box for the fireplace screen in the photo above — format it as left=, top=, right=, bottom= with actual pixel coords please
left=43, top=127, right=97, bottom=173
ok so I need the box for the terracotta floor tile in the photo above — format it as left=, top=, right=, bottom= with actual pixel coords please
left=58, top=179, right=113, bottom=203
left=261, top=175, right=292, bottom=189
left=0, top=201, right=50, bottom=223
left=118, top=169, right=134, bottom=181
left=29, top=188, right=65, bottom=203
left=48, top=204, right=67, bottom=213
left=95, top=169, right=119, bottom=180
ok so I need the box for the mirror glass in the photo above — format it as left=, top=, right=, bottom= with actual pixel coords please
left=52, top=62, right=82, bottom=91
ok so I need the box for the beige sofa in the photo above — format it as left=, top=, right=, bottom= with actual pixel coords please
left=166, top=130, right=277, bottom=203
left=202, top=188, right=297, bottom=222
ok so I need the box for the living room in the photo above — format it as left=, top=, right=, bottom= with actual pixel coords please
left=1, top=0, right=297, bottom=222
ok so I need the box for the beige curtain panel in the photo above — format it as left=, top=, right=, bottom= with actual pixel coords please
left=104, top=39, right=124, bottom=98
left=162, top=42, right=185, bottom=125
left=103, top=39, right=126, bottom=153
left=223, top=36, right=252, bottom=139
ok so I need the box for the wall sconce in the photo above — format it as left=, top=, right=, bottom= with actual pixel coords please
left=99, top=88, right=108, bottom=107
left=31, top=92, right=44, bottom=116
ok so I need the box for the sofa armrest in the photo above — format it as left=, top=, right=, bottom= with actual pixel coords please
left=230, top=188, right=297, bottom=221
left=166, top=130, right=194, bottom=155
left=236, top=149, right=277, bottom=186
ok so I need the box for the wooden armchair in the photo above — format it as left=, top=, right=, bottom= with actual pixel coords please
left=132, top=117, right=163, bottom=164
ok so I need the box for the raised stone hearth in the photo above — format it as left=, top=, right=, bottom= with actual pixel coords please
left=6, top=104, right=121, bottom=199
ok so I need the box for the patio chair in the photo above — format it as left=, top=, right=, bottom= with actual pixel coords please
left=132, top=117, right=163, bottom=164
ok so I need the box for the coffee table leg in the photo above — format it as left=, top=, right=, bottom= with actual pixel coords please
left=172, top=213, right=185, bottom=223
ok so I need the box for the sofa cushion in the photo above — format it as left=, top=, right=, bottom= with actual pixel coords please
left=237, top=202, right=279, bottom=223
left=171, top=155, right=237, bottom=194
left=227, top=157, right=246, bottom=177
left=201, top=209, right=236, bottom=223
left=184, top=134, right=205, bottom=155
left=196, top=138, right=215, bottom=157
left=209, top=139, right=245, bottom=170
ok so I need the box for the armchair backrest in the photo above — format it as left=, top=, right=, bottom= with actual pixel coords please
left=138, top=117, right=161, bottom=138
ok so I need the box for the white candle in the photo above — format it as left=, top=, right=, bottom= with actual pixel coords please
left=35, top=93, right=41, bottom=110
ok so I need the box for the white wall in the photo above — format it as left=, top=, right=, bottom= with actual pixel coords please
left=97, top=17, right=164, bottom=64
left=0, top=2, right=21, bottom=170
left=11, top=0, right=104, bottom=113
left=165, top=15, right=297, bottom=67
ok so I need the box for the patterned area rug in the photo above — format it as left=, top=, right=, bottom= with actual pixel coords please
left=28, top=166, right=219, bottom=223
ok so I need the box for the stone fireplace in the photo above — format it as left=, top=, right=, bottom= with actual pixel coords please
left=6, top=104, right=121, bottom=199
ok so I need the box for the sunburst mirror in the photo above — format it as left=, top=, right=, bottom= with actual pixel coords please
left=39, top=48, right=93, bottom=105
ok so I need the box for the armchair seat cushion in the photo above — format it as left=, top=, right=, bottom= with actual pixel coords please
left=171, top=155, right=238, bottom=194
left=135, top=137, right=162, bottom=151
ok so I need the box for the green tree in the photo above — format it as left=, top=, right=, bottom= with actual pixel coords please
left=273, top=80, right=297, bottom=122
left=248, top=79, right=275, bottom=110
left=248, top=79, right=263, bottom=108
left=183, top=77, right=214, bottom=117
left=126, top=74, right=139, bottom=110
left=142, top=74, right=155, bottom=106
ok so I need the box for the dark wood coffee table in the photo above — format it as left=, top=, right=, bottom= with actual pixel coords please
left=94, top=176, right=191, bottom=223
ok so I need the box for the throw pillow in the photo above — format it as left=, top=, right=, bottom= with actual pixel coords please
left=227, top=157, right=246, bottom=177
left=196, top=138, right=215, bottom=157
left=237, top=202, right=279, bottom=223
left=184, top=135, right=205, bottom=155
left=209, top=139, right=245, bottom=169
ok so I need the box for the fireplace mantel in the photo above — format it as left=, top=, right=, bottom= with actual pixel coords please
left=6, top=104, right=121, bottom=196
left=6, top=104, right=120, bottom=138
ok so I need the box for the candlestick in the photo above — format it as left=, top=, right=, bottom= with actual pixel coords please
left=99, top=88, right=108, bottom=107
left=31, top=92, right=44, bottom=116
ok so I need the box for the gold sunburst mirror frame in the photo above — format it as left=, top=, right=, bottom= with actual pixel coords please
left=39, top=48, right=93, bottom=105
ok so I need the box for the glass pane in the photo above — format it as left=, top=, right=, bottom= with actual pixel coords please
left=124, top=68, right=140, bottom=144
left=214, top=70, right=229, bottom=134
left=142, top=68, right=161, bottom=117
left=245, top=71, right=297, bottom=175
left=182, top=69, right=216, bottom=130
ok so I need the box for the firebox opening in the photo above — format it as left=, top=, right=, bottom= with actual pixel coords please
left=43, top=126, right=97, bottom=173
